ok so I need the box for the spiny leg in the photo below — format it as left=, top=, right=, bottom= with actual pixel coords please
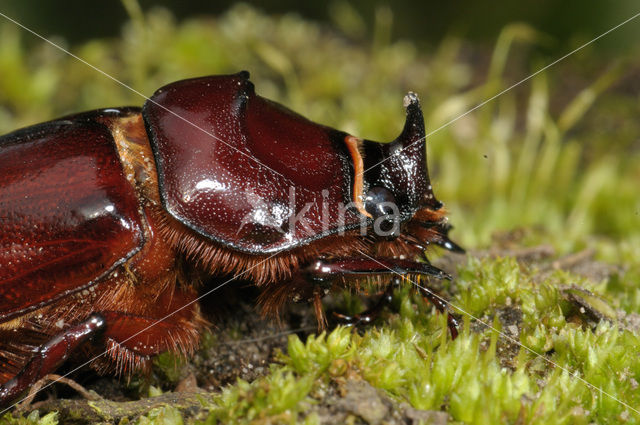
left=303, top=257, right=459, bottom=338
left=306, top=258, right=450, bottom=281
left=0, top=314, right=105, bottom=408
left=415, top=285, right=461, bottom=340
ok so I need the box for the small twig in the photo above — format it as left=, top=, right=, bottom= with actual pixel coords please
left=26, top=390, right=209, bottom=423
left=17, top=373, right=102, bottom=411
left=551, top=248, right=596, bottom=270
left=473, top=245, right=556, bottom=261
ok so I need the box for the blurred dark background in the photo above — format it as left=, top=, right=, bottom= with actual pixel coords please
left=2, top=0, right=639, bottom=53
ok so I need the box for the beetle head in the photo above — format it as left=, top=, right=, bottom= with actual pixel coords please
left=359, top=93, right=441, bottom=237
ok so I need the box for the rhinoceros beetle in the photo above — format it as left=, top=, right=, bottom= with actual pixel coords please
left=0, top=71, right=463, bottom=406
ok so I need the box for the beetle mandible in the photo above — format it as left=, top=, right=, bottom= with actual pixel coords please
left=0, top=71, right=463, bottom=406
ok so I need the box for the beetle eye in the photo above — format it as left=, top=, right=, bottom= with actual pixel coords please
left=364, top=186, right=397, bottom=218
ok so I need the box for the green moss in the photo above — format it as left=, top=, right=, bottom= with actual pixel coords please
left=166, top=258, right=639, bottom=424
left=203, top=369, right=315, bottom=424
left=135, top=406, right=184, bottom=425
left=0, top=411, right=58, bottom=425
left=153, top=352, right=188, bottom=385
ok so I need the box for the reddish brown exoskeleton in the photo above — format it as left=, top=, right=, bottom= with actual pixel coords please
left=0, top=72, right=462, bottom=406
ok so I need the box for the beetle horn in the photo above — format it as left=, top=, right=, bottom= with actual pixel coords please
left=396, top=92, right=426, bottom=151
left=361, top=92, right=441, bottom=213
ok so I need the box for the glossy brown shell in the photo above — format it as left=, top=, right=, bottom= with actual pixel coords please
left=0, top=115, right=144, bottom=323
left=143, top=72, right=369, bottom=254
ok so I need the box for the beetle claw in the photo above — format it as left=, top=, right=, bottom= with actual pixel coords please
left=332, top=284, right=395, bottom=327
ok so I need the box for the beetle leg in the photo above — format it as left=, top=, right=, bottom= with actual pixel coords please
left=93, top=283, right=204, bottom=375
left=416, top=286, right=461, bottom=340
left=332, top=283, right=395, bottom=326
left=306, top=258, right=451, bottom=282
left=0, top=314, right=105, bottom=408
left=304, top=258, right=459, bottom=338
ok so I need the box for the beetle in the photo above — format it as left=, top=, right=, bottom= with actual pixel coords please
left=0, top=71, right=463, bottom=406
